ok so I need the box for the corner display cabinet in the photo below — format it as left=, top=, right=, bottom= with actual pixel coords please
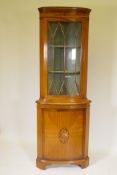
left=36, top=7, right=91, bottom=169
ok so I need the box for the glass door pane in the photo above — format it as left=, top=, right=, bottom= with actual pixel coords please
left=48, top=22, right=82, bottom=96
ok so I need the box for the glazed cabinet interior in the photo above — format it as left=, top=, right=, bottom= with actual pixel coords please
left=36, top=7, right=91, bottom=170
left=48, top=21, right=81, bottom=96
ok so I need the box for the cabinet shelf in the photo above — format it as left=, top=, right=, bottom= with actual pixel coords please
left=49, top=45, right=81, bottom=48
left=48, top=70, right=80, bottom=74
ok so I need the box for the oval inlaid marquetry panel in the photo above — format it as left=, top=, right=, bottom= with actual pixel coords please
left=59, top=128, right=69, bottom=144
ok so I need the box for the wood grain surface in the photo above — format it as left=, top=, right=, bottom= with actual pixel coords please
left=36, top=7, right=91, bottom=170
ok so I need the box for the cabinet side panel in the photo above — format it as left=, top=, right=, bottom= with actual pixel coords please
left=40, top=18, right=48, bottom=97
left=37, top=104, right=43, bottom=159
left=80, top=19, right=89, bottom=97
left=83, top=106, right=90, bottom=157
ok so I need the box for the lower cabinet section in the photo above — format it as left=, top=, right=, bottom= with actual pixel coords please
left=43, top=110, right=84, bottom=160
left=37, top=103, right=90, bottom=169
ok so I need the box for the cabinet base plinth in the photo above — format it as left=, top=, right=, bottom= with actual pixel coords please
left=36, top=157, right=89, bottom=170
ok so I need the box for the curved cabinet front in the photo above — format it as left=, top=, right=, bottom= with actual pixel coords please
left=36, top=101, right=90, bottom=169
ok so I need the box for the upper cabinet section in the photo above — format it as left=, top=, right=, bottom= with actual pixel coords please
left=38, top=7, right=91, bottom=99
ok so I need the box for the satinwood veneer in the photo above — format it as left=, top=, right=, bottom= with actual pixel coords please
left=36, top=7, right=91, bottom=170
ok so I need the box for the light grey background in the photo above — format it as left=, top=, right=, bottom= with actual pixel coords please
left=0, top=0, right=117, bottom=174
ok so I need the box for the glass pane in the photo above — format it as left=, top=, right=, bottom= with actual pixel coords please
left=48, top=22, right=82, bottom=96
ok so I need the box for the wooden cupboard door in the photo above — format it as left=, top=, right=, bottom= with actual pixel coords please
left=43, top=110, right=84, bottom=160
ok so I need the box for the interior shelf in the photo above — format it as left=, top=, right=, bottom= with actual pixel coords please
left=49, top=45, right=81, bottom=48
left=48, top=70, right=80, bottom=74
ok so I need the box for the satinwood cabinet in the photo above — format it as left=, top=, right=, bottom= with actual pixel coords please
left=36, top=7, right=91, bottom=169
